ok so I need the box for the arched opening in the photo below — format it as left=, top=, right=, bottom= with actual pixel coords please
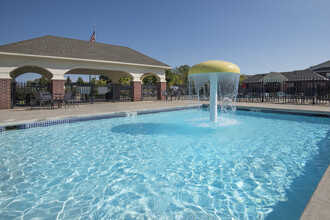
left=140, top=73, right=160, bottom=101
left=10, top=66, right=53, bottom=107
left=63, top=68, right=134, bottom=103
left=11, top=66, right=53, bottom=80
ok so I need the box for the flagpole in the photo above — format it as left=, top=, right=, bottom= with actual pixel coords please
left=89, top=25, right=96, bottom=104
left=94, top=22, right=96, bottom=81
left=93, top=23, right=96, bottom=81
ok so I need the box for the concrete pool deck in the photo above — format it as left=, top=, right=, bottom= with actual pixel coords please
left=0, top=100, right=329, bottom=219
left=0, top=101, right=329, bottom=127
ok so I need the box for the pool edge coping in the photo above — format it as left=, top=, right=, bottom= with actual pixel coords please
left=1, top=104, right=329, bottom=132
left=300, top=165, right=330, bottom=220
left=0, top=104, right=202, bottom=131
left=235, top=105, right=330, bottom=117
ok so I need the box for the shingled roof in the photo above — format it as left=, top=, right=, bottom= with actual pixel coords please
left=281, top=69, right=326, bottom=80
left=245, top=69, right=327, bottom=83
left=244, top=74, right=267, bottom=83
left=0, top=35, right=170, bottom=68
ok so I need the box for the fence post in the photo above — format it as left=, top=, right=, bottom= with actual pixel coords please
left=328, top=79, right=330, bottom=103
left=112, top=83, right=115, bottom=103
left=261, top=79, right=264, bottom=102
left=312, top=76, right=315, bottom=105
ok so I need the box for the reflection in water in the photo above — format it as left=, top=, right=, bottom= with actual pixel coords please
left=111, top=123, right=211, bottom=136
left=112, top=119, right=239, bottom=136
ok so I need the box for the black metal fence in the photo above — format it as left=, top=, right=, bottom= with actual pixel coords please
left=142, top=84, right=157, bottom=100
left=65, top=83, right=132, bottom=103
left=12, top=78, right=329, bottom=107
left=65, top=83, right=114, bottom=103
left=12, top=82, right=133, bottom=107
left=165, top=78, right=330, bottom=105
left=119, top=85, right=131, bottom=101
left=12, top=82, right=51, bottom=107
left=237, top=78, right=330, bottom=104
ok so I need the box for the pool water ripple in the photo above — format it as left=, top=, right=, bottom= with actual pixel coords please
left=0, top=109, right=329, bottom=219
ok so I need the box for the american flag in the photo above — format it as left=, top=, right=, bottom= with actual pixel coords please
left=89, top=31, right=95, bottom=42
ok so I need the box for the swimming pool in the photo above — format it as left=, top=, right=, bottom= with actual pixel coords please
left=0, top=108, right=329, bottom=219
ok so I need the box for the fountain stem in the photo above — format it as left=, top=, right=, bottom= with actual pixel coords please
left=210, top=74, right=218, bottom=122
left=188, top=60, right=240, bottom=122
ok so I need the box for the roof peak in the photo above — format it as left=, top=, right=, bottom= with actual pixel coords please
left=1, top=35, right=128, bottom=48
left=0, top=35, right=170, bottom=68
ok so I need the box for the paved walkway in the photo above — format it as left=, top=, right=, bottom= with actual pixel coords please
left=0, top=101, right=329, bottom=126
left=0, top=100, right=329, bottom=219
left=0, top=100, right=202, bottom=126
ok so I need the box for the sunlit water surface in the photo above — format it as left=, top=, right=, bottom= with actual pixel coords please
left=0, top=109, right=329, bottom=219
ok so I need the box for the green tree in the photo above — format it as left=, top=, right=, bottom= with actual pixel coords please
left=66, top=76, right=72, bottom=84
left=77, top=77, right=84, bottom=86
left=178, top=65, right=190, bottom=85
left=91, top=77, right=97, bottom=85
left=165, top=65, right=190, bottom=86
left=97, top=78, right=107, bottom=86
left=165, top=69, right=174, bottom=84
left=119, top=76, right=131, bottom=85
left=38, top=76, right=49, bottom=86
left=142, top=75, right=157, bottom=85
left=99, top=75, right=112, bottom=83
left=172, top=65, right=190, bottom=86
left=240, top=74, right=247, bottom=82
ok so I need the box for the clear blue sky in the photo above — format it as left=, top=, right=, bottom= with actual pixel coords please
left=1, top=0, right=329, bottom=81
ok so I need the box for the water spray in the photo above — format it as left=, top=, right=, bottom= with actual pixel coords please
left=188, top=60, right=240, bottom=122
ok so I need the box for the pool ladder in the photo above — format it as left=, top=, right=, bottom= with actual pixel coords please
left=125, top=112, right=137, bottom=117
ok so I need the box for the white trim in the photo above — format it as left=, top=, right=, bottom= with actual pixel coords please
left=0, top=52, right=172, bottom=70
left=0, top=72, right=11, bottom=79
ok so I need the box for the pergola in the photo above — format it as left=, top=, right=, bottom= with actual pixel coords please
left=0, top=36, right=171, bottom=109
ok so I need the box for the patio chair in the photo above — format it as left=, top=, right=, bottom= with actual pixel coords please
left=285, top=87, right=297, bottom=103
left=31, top=91, right=55, bottom=110
left=303, top=88, right=316, bottom=104
left=62, top=91, right=72, bottom=108
left=40, top=91, right=56, bottom=108
left=62, top=90, right=78, bottom=108
left=71, top=90, right=78, bottom=107
left=30, top=91, right=41, bottom=110
left=162, top=90, right=169, bottom=100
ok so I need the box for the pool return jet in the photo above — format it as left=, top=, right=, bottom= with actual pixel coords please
left=188, top=60, right=241, bottom=122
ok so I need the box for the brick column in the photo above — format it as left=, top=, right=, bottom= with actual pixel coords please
left=0, top=79, right=12, bottom=109
left=130, top=81, right=142, bottom=101
left=114, top=83, right=121, bottom=101
left=51, top=79, right=65, bottom=100
left=157, top=82, right=167, bottom=100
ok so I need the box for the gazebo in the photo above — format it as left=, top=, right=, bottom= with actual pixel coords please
left=0, top=36, right=171, bottom=109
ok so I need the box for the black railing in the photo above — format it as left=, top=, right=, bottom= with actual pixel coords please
left=12, top=82, right=134, bottom=107
left=142, top=84, right=157, bottom=100
left=12, top=82, right=51, bottom=107
left=65, top=83, right=132, bottom=103
left=237, top=78, right=330, bottom=104
left=119, top=85, right=131, bottom=101
left=65, top=83, right=115, bottom=103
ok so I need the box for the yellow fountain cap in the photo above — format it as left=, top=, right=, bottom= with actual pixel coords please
left=189, top=60, right=240, bottom=75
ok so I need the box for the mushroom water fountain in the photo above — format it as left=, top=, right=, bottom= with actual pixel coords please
left=188, top=60, right=241, bottom=122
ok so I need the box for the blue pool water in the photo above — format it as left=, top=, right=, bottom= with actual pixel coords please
left=0, top=109, right=329, bottom=219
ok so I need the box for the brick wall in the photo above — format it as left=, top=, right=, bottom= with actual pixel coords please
left=0, top=79, right=12, bottom=109
left=130, top=81, right=142, bottom=101
left=157, top=82, right=167, bottom=100
left=51, top=80, right=65, bottom=99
